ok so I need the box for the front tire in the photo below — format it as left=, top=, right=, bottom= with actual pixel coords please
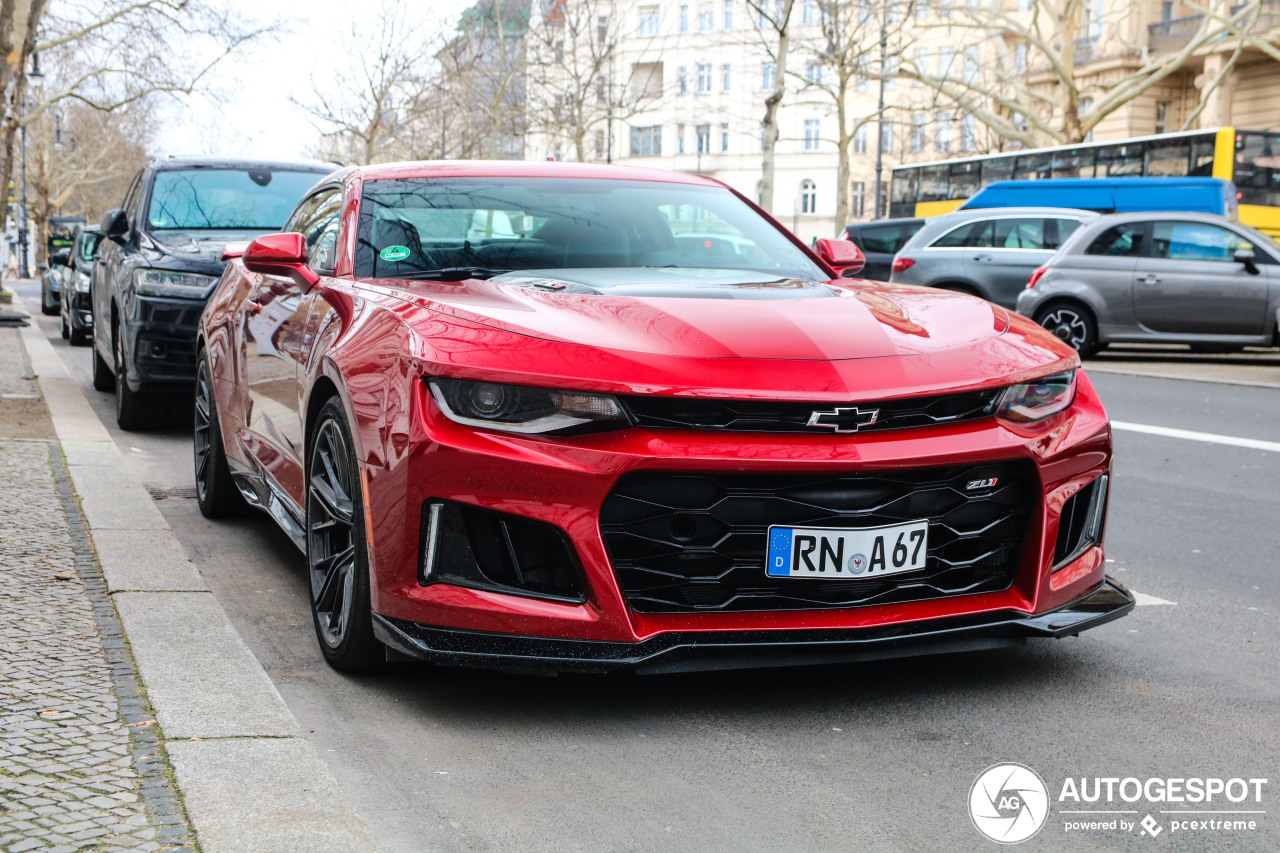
left=91, top=340, right=115, bottom=392
left=194, top=352, right=246, bottom=518
left=306, top=398, right=383, bottom=672
left=1035, top=302, right=1100, bottom=358
left=113, top=325, right=149, bottom=431
left=61, top=314, right=70, bottom=339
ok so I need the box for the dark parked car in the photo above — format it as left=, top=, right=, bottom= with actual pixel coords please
left=91, top=157, right=334, bottom=429
left=55, top=225, right=102, bottom=345
left=1017, top=211, right=1280, bottom=357
left=844, top=218, right=924, bottom=281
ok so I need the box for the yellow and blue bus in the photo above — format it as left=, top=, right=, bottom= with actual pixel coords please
left=888, top=127, right=1280, bottom=235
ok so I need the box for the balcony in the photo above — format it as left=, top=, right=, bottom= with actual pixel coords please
left=1231, top=0, right=1280, bottom=33
left=1148, top=14, right=1203, bottom=52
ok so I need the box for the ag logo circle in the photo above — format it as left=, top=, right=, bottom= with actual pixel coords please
left=969, top=763, right=1049, bottom=844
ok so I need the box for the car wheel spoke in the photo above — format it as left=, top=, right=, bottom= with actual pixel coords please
left=307, top=417, right=360, bottom=648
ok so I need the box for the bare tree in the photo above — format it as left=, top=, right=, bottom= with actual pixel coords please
left=525, top=0, right=664, bottom=162
left=744, top=0, right=795, bottom=216
left=905, top=0, right=1274, bottom=147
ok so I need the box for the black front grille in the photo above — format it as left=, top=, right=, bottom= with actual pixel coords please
left=600, top=463, right=1035, bottom=613
left=620, top=389, right=1000, bottom=434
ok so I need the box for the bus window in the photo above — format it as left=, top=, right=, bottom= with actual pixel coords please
left=920, top=164, right=950, bottom=201
left=949, top=162, right=981, bottom=198
left=1051, top=148, right=1096, bottom=178
left=1191, top=138, right=1216, bottom=176
left=1233, top=132, right=1280, bottom=206
left=983, top=156, right=1015, bottom=184
left=891, top=167, right=920, bottom=209
left=1096, top=143, right=1143, bottom=176
left=1013, top=153, right=1052, bottom=180
left=1144, top=139, right=1191, bottom=176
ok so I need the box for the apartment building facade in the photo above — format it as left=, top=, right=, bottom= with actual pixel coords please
left=524, top=0, right=1280, bottom=243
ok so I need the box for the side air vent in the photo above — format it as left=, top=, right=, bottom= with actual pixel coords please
left=1052, top=474, right=1109, bottom=570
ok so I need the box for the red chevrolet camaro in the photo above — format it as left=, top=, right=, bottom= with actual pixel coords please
left=195, top=161, right=1132, bottom=673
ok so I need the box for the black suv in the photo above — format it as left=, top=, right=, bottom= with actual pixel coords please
left=843, top=218, right=925, bottom=281
left=51, top=225, right=102, bottom=346
left=92, top=158, right=334, bottom=429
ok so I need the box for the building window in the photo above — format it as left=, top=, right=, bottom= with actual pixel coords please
left=963, top=45, right=979, bottom=83
left=630, top=125, right=662, bottom=156
left=724, top=0, right=733, bottom=28
left=800, top=180, right=817, bottom=214
left=938, top=48, right=956, bottom=79
left=855, top=75, right=868, bottom=93
left=697, top=63, right=712, bottom=92
left=721, top=123, right=730, bottom=151
left=880, top=119, right=895, bottom=154
left=1161, top=0, right=1175, bottom=21
left=680, top=4, right=689, bottom=32
left=677, top=124, right=686, bottom=154
left=852, top=181, right=866, bottom=218
left=1017, top=0, right=1032, bottom=9
left=722, top=63, right=732, bottom=91
left=801, top=0, right=814, bottom=24
left=554, top=40, right=564, bottom=62
left=762, top=61, right=776, bottom=89
left=678, top=66, right=688, bottom=93
left=854, top=125, right=868, bottom=154
left=960, top=114, right=977, bottom=151
left=598, top=14, right=609, bottom=41
left=936, top=113, right=951, bottom=151
left=913, top=49, right=928, bottom=87
left=1155, top=100, right=1170, bottom=134
left=915, top=3, right=928, bottom=21
left=639, top=6, right=659, bottom=36
left=699, top=9, right=714, bottom=30
left=910, top=113, right=927, bottom=152
left=805, top=62, right=822, bottom=84
left=1015, top=43, right=1027, bottom=74
left=594, top=130, right=605, bottom=159
left=696, top=123, right=711, bottom=153
left=804, top=119, right=821, bottom=151
left=1080, top=97, right=1094, bottom=142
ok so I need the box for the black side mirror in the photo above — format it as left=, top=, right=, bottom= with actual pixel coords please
left=101, top=208, right=129, bottom=244
left=1234, top=248, right=1260, bottom=275
left=50, top=248, right=71, bottom=267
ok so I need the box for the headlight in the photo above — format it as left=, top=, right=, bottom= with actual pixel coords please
left=74, top=271, right=91, bottom=293
left=134, top=269, right=217, bottom=298
left=428, top=378, right=630, bottom=435
left=995, top=370, right=1077, bottom=423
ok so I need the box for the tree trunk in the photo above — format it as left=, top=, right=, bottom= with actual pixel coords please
left=759, top=0, right=795, bottom=216
left=835, top=96, right=851, bottom=234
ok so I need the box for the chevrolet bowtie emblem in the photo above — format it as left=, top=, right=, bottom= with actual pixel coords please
left=807, top=406, right=880, bottom=433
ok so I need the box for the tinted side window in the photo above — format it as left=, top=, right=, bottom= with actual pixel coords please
left=120, top=171, right=144, bottom=218
left=859, top=225, right=903, bottom=254
left=1151, top=221, right=1253, bottom=262
left=932, top=220, right=990, bottom=248
left=993, top=218, right=1047, bottom=249
left=286, top=189, right=343, bottom=273
left=1086, top=224, right=1144, bottom=256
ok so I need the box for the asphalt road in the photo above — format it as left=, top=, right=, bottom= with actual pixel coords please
left=14, top=280, right=1279, bottom=852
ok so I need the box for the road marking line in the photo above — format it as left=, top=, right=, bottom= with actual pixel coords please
left=1112, top=421, right=1280, bottom=453
left=1132, top=591, right=1176, bottom=606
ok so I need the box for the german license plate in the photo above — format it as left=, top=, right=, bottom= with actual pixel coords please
left=766, top=521, right=929, bottom=579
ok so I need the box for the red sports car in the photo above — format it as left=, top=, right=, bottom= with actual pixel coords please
left=195, top=161, right=1131, bottom=673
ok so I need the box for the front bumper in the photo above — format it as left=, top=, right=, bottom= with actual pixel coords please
left=125, top=295, right=206, bottom=390
left=374, top=578, right=1135, bottom=674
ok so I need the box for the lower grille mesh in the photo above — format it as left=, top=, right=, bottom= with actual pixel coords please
left=600, top=463, right=1035, bottom=613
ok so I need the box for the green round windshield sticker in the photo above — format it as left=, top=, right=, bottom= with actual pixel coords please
left=379, top=245, right=411, bottom=262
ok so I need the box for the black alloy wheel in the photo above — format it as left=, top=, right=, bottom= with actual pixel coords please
left=306, top=399, right=382, bottom=672
left=193, top=353, right=245, bottom=518
left=113, top=325, right=147, bottom=430
left=1035, top=303, right=1099, bottom=358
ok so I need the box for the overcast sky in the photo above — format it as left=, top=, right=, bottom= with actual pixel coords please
left=156, top=0, right=474, bottom=161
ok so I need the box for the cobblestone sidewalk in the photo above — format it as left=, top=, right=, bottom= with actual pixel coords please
left=0, top=439, right=196, bottom=852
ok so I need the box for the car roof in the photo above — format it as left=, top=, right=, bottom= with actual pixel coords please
left=150, top=156, right=335, bottom=173
left=845, top=218, right=924, bottom=230
left=354, top=159, right=728, bottom=188
left=1080, top=210, right=1237, bottom=226
left=929, top=206, right=1100, bottom=221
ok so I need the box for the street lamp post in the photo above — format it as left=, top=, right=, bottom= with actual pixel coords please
left=18, top=53, right=43, bottom=280
left=871, top=9, right=888, bottom=220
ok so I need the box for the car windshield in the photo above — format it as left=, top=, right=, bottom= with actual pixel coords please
left=354, top=177, right=826, bottom=280
left=147, top=168, right=325, bottom=231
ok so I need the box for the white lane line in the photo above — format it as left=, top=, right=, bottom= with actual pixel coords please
left=1132, top=591, right=1177, bottom=606
left=1112, top=421, right=1280, bottom=454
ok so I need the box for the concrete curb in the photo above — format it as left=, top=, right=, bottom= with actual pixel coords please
left=1084, top=364, right=1280, bottom=390
left=14, top=295, right=378, bottom=853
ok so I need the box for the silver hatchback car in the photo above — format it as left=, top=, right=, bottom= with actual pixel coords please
left=889, top=207, right=1099, bottom=308
left=1017, top=212, right=1280, bottom=357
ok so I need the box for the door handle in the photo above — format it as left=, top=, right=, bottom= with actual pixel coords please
left=972, top=254, right=993, bottom=262
left=1137, top=274, right=1161, bottom=285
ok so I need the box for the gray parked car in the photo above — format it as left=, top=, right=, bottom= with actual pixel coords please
left=1017, top=211, right=1280, bottom=357
left=889, top=207, right=1098, bottom=308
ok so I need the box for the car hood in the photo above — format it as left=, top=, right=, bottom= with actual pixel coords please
left=380, top=268, right=1010, bottom=361
left=143, top=229, right=275, bottom=274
